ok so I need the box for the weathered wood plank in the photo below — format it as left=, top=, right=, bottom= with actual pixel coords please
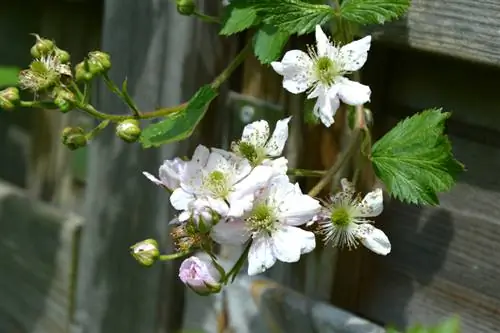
left=0, top=180, right=83, bottom=333
left=370, top=0, right=500, bottom=66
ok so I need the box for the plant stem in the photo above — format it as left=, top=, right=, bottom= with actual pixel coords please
left=159, top=251, right=190, bottom=261
left=287, top=168, right=325, bottom=178
left=70, top=81, right=85, bottom=102
left=193, top=11, right=220, bottom=24
left=223, top=241, right=252, bottom=284
left=211, top=42, right=252, bottom=90
left=308, top=130, right=362, bottom=197
left=102, top=73, right=141, bottom=117
left=86, top=120, right=110, bottom=140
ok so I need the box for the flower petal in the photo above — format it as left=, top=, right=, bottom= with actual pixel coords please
left=241, top=119, right=270, bottom=147
left=227, top=193, right=254, bottom=217
left=262, top=157, right=288, bottom=176
left=211, top=219, right=249, bottom=245
left=338, top=77, right=371, bottom=106
left=315, top=24, right=336, bottom=58
left=270, top=61, right=284, bottom=75
left=247, top=235, right=277, bottom=276
left=170, top=188, right=195, bottom=211
left=192, top=144, right=210, bottom=166
left=356, top=224, right=391, bottom=255
left=142, top=171, right=164, bottom=187
left=158, top=157, right=186, bottom=190
left=310, top=85, right=341, bottom=128
left=339, top=35, right=371, bottom=72
left=264, top=116, right=291, bottom=156
left=274, top=50, right=313, bottom=94
left=272, top=226, right=316, bottom=263
left=231, top=165, right=273, bottom=200
left=358, top=188, right=383, bottom=217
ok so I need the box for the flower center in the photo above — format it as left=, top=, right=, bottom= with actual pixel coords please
left=234, top=141, right=265, bottom=166
left=204, top=170, right=229, bottom=198
left=313, top=56, right=339, bottom=86
left=330, top=207, right=351, bottom=227
left=247, top=203, right=277, bottom=234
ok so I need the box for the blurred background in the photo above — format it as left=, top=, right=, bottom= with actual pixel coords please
left=1, top=0, right=500, bottom=332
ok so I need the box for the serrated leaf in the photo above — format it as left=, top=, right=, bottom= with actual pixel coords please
left=371, top=108, right=464, bottom=205
left=340, top=0, right=410, bottom=25
left=140, top=85, right=218, bottom=148
left=228, top=0, right=335, bottom=35
left=220, top=5, right=260, bottom=35
left=253, top=24, right=290, bottom=64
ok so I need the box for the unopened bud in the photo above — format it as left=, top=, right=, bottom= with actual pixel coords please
left=130, top=239, right=160, bottom=267
left=53, top=88, right=76, bottom=113
left=176, top=0, right=195, bottom=15
left=75, top=62, right=94, bottom=82
left=179, top=255, right=222, bottom=295
left=54, top=48, right=70, bottom=64
left=116, top=119, right=141, bottom=143
left=30, top=34, right=55, bottom=58
left=61, top=127, right=87, bottom=151
left=0, top=87, right=20, bottom=111
left=87, top=51, right=111, bottom=75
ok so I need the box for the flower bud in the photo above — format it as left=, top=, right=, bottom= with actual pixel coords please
left=176, top=0, right=195, bottom=15
left=130, top=239, right=160, bottom=267
left=54, top=48, right=70, bottom=64
left=179, top=256, right=222, bottom=295
left=116, top=119, right=141, bottom=143
left=87, top=51, right=111, bottom=75
left=0, top=87, right=20, bottom=111
left=53, top=88, right=76, bottom=113
left=61, top=127, right=88, bottom=151
left=30, top=34, right=55, bottom=58
left=75, top=62, right=94, bottom=82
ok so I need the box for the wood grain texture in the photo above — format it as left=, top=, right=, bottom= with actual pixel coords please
left=0, top=181, right=83, bottom=333
left=369, top=0, right=500, bottom=66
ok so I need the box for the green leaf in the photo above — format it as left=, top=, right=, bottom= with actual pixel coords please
left=220, top=5, right=260, bottom=35
left=0, top=66, right=20, bottom=87
left=140, top=85, right=218, bottom=148
left=371, top=108, right=464, bottom=205
left=227, top=0, right=335, bottom=35
left=429, top=316, right=460, bottom=333
left=253, top=24, right=290, bottom=64
left=340, top=0, right=411, bottom=25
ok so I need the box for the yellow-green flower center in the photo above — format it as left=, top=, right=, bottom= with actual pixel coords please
left=204, top=170, right=229, bottom=198
left=247, top=203, right=276, bottom=234
left=314, top=56, right=339, bottom=86
left=235, top=141, right=266, bottom=167
left=330, top=207, right=351, bottom=227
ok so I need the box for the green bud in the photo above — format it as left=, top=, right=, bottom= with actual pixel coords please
left=53, top=88, right=76, bottom=113
left=30, top=34, right=55, bottom=58
left=87, top=51, right=111, bottom=75
left=54, top=48, right=70, bottom=64
left=0, top=87, right=20, bottom=111
left=61, top=127, right=88, bottom=151
left=116, top=119, right=141, bottom=143
left=130, top=239, right=160, bottom=267
left=176, top=0, right=195, bottom=15
left=75, top=62, right=94, bottom=82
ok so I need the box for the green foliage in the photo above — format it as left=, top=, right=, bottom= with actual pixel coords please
left=371, top=109, right=464, bottom=205
left=140, top=85, right=218, bottom=148
left=221, top=0, right=334, bottom=36
left=0, top=66, right=20, bottom=87
left=253, top=24, right=290, bottom=64
left=340, top=0, right=411, bottom=25
left=387, top=316, right=461, bottom=333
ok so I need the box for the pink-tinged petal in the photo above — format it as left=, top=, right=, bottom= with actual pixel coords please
left=211, top=219, right=249, bottom=245
left=358, top=188, right=383, bottom=217
left=179, top=255, right=221, bottom=293
left=356, top=224, right=391, bottom=255
left=170, top=188, right=195, bottom=211
left=338, top=77, right=371, bottom=106
left=264, top=117, right=291, bottom=156
left=247, top=235, right=276, bottom=276
left=241, top=119, right=270, bottom=147
left=339, top=35, right=371, bottom=72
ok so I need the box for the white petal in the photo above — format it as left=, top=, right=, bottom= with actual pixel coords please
left=272, top=226, right=316, bottom=263
left=211, top=219, right=249, bottom=245
left=338, top=77, right=371, bottom=106
left=178, top=211, right=191, bottom=222
left=205, top=151, right=231, bottom=173
left=358, top=188, right=383, bottom=217
left=315, top=25, right=339, bottom=59
left=276, top=50, right=313, bottom=94
left=310, top=85, right=341, bottom=128
left=241, top=120, right=270, bottom=147
left=205, top=197, right=229, bottom=216
left=227, top=194, right=254, bottom=217
left=264, top=116, right=291, bottom=156
left=142, top=171, right=164, bottom=186
left=270, top=61, right=284, bottom=75
left=279, top=194, right=321, bottom=226
left=356, top=224, right=391, bottom=255
left=247, top=235, right=277, bottom=276
left=170, top=188, right=195, bottom=211
left=192, top=144, right=210, bottom=166
left=231, top=165, right=273, bottom=200
left=262, top=157, right=288, bottom=176
left=158, top=157, right=186, bottom=190
left=339, top=35, right=371, bottom=72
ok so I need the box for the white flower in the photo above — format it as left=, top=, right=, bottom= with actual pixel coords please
left=212, top=175, right=320, bottom=276
left=171, top=144, right=274, bottom=220
left=316, top=178, right=391, bottom=255
left=232, top=117, right=291, bottom=175
left=271, top=25, right=371, bottom=128
left=143, top=157, right=187, bottom=191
